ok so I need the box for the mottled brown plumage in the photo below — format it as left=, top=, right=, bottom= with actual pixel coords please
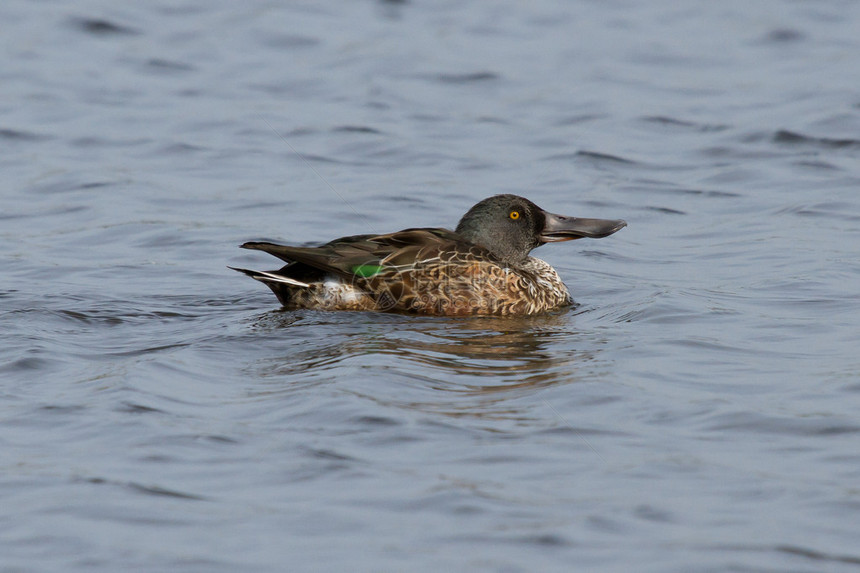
left=232, top=195, right=625, bottom=316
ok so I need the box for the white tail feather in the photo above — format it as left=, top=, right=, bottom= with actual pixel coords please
left=230, top=266, right=311, bottom=288
left=252, top=270, right=310, bottom=288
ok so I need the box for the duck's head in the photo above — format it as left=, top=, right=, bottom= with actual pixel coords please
left=455, top=194, right=626, bottom=265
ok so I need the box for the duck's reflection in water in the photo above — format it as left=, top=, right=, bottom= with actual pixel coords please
left=248, top=308, right=610, bottom=421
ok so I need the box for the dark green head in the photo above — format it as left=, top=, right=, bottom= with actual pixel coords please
left=455, top=194, right=627, bottom=265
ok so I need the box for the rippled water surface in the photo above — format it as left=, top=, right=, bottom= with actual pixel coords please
left=3, top=1, right=860, bottom=571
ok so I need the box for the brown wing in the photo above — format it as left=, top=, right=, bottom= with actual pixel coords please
left=240, top=228, right=487, bottom=280
left=240, top=228, right=543, bottom=313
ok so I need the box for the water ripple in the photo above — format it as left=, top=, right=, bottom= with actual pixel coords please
left=68, top=17, right=140, bottom=36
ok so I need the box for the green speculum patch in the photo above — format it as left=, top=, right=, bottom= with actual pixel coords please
left=351, top=264, right=384, bottom=278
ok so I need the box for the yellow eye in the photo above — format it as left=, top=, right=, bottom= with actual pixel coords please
left=509, top=210, right=520, bottom=220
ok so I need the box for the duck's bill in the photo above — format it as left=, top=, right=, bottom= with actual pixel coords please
left=540, top=212, right=627, bottom=242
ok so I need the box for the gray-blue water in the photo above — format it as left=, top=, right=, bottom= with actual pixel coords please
left=3, top=1, right=860, bottom=571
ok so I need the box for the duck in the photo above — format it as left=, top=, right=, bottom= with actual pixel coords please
left=231, top=194, right=626, bottom=316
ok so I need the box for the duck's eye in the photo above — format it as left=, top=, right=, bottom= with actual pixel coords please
left=509, top=210, right=520, bottom=220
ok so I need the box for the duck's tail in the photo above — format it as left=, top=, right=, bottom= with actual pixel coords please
left=228, top=267, right=310, bottom=288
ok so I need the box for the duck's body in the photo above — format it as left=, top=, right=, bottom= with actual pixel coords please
left=232, top=195, right=625, bottom=316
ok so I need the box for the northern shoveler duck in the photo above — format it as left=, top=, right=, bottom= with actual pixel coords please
left=231, top=194, right=626, bottom=316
